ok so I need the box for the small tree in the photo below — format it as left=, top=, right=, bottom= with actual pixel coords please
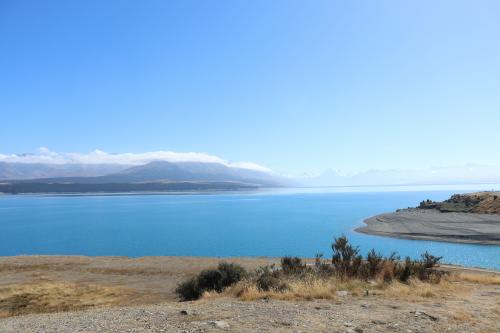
left=281, top=256, right=305, bottom=274
left=421, top=252, right=442, bottom=269
left=331, top=235, right=362, bottom=278
left=396, top=256, right=415, bottom=283
left=366, top=249, right=383, bottom=277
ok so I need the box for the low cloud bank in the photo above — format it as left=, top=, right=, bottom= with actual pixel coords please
left=299, top=165, right=500, bottom=187
left=0, top=148, right=271, bottom=172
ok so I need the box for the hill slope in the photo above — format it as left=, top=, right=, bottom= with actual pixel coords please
left=0, top=162, right=130, bottom=180
left=0, top=161, right=289, bottom=194
left=418, top=192, right=500, bottom=215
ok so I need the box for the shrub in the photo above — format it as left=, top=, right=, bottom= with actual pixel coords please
left=421, top=252, right=442, bottom=269
left=365, top=249, right=383, bottom=277
left=314, top=253, right=323, bottom=269
left=380, top=260, right=395, bottom=282
left=175, top=262, right=247, bottom=301
left=256, top=269, right=288, bottom=292
left=175, top=277, right=201, bottom=301
left=176, top=237, right=446, bottom=302
left=331, top=235, right=362, bottom=278
left=314, top=253, right=334, bottom=276
left=281, top=256, right=305, bottom=274
left=218, top=262, right=247, bottom=287
left=197, top=269, right=224, bottom=292
left=329, top=236, right=443, bottom=283
left=414, top=252, right=443, bottom=281
left=392, top=252, right=443, bottom=283
left=396, top=257, right=414, bottom=282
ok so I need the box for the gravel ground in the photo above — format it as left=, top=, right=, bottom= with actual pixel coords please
left=0, top=256, right=498, bottom=332
left=1, top=287, right=499, bottom=333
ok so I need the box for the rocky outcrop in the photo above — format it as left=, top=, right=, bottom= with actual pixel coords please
left=417, top=192, right=500, bottom=215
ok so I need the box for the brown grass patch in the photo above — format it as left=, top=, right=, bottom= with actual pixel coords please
left=220, top=275, right=380, bottom=302
left=450, top=309, right=476, bottom=323
left=223, top=275, right=341, bottom=301
left=368, top=278, right=466, bottom=302
left=215, top=273, right=472, bottom=303
left=450, top=272, right=500, bottom=285
left=493, top=306, right=500, bottom=317
left=0, top=281, right=133, bottom=317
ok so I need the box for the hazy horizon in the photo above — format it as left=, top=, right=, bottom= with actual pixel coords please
left=2, top=147, right=500, bottom=187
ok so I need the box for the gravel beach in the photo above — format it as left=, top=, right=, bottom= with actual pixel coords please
left=356, top=209, right=500, bottom=245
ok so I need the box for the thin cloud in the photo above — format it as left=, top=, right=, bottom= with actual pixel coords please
left=298, top=164, right=500, bottom=186
left=0, top=148, right=272, bottom=172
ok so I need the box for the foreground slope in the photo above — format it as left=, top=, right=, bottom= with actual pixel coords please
left=0, top=256, right=498, bottom=333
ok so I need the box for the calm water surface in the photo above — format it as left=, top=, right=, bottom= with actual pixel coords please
left=0, top=187, right=499, bottom=269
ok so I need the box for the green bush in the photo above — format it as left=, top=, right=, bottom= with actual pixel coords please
left=391, top=252, right=443, bottom=283
left=256, top=267, right=288, bottom=292
left=421, top=252, right=442, bottom=269
left=281, top=256, right=305, bottom=274
left=365, top=249, right=383, bottom=277
left=218, top=262, right=248, bottom=287
left=395, top=257, right=414, bottom=282
left=197, top=269, right=224, bottom=292
left=175, top=262, right=247, bottom=301
left=331, top=235, right=362, bottom=278
left=176, top=237, right=446, bottom=301
left=175, top=277, right=202, bottom=301
left=314, top=253, right=334, bottom=276
left=415, top=252, right=443, bottom=281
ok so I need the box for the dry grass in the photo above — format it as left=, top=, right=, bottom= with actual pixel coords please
left=222, top=275, right=341, bottom=301
left=449, top=272, right=500, bottom=285
left=450, top=309, right=476, bottom=323
left=215, top=273, right=475, bottom=303
left=0, top=281, right=133, bottom=318
left=494, top=306, right=500, bottom=316
left=380, top=277, right=469, bottom=301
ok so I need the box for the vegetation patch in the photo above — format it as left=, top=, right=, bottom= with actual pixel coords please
left=176, top=235, right=448, bottom=301
left=0, top=282, right=132, bottom=317
left=175, top=262, right=248, bottom=301
left=418, top=191, right=500, bottom=214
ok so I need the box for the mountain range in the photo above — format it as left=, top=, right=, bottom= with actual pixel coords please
left=0, top=161, right=289, bottom=194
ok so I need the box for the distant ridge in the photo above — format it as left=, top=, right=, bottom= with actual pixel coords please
left=0, top=162, right=130, bottom=180
left=0, top=161, right=289, bottom=194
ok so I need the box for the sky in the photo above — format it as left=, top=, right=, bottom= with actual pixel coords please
left=1, top=0, right=500, bottom=176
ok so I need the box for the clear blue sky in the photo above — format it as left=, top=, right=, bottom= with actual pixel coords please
left=1, top=0, right=499, bottom=174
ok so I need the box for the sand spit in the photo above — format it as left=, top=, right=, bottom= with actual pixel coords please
left=357, top=209, right=500, bottom=245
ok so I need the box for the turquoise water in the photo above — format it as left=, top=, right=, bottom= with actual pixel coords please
left=0, top=188, right=499, bottom=270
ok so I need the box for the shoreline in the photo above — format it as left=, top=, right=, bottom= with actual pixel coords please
left=356, top=209, right=500, bottom=246
left=1, top=254, right=498, bottom=273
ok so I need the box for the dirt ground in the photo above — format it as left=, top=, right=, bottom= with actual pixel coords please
left=0, top=256, right=498, bottom=332
left=0, top=255, right=278, bottom=317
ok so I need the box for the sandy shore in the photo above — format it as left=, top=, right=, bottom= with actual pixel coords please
left=356, top=209, right=500, bottom=245
left=0, top=256, right=498, bottom=332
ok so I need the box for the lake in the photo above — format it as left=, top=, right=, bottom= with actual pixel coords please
left=0, top=187, right=499, bottom=270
